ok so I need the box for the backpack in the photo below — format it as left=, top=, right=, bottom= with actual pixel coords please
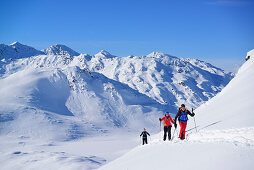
left=179, top=110, right=188, bottom=122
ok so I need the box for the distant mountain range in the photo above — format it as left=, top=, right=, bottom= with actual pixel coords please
left=0, top=42, right=80, bottom=60
left=0, top=42, right=234, bottom=141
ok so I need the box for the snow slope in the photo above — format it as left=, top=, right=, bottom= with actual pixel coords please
left=0, top=59, right=162, bottom=140
left=0, top=54, right=161, bottom=169
left=99, top=136, right=254, bottom=170
left=98, top=50, right=254, bottom=170
left=188, top=49, right=254, bottom=130
left=0, top=132, right=140, bottom=170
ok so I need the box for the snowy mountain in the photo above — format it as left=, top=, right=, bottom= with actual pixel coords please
left=0, top=42, right=240, bottom=170
left=0, top=57, right=162, bottom=141
left=94, top=50, right=117, bottom=59
left=71, top=51, right=233, bottom=112
left=0, top=42, right=234, bottom=138
left=0, top=42, right=44, bottom=60
left=98, top=49, right=254, bottom=170
left=0, top=42, right=80, bottom=62
left=42, top=44, right=80, bottom=57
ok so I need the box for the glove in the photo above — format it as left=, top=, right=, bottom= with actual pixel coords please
left=174, top=123, right=177, bottom=128
left=192, top=113, right=195, bottom=116
left=159, top=118, right=161, bottom=121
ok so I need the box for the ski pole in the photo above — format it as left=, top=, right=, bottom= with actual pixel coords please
left=159, top=120, right=162, bottom=141
left=192, top=108, right=198, bottom=133
left=171, top=127, right=176, bottom=141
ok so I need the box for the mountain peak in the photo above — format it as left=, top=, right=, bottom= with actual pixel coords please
left=100, top=50, right=111, bottom=55
left=147, top=52, right=176, bottom=59
left=94, top=50, right=115, bottom=58
left=42, top=44, right=80, bottom=57
left=10, top=41, right=22, bottom=46
left=52, top=44, right=68, bottom=48
left=149, top=51, right=166, bottom=56
left=9, top=42, right=33, bottom=49
left=0, top=42, right=44, bottom=59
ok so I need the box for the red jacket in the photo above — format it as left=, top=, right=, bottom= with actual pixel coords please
left=160, top=116, right=174, bottom=127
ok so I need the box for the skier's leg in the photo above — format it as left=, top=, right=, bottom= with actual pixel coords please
left=182, top=123, right=187, bottom=139
left=143, top=138, right=145, bottom=145
left=145, top=138, right=148, bottom=144
left=163, top=126, right=167, bottom=141
left=168, top=126, right=172, bottom=140
left=179, top=122, right=183, bottom=138
left=179, top=122, right=186, bottom=139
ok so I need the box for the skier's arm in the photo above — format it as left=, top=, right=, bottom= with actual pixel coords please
left=160, top=117, right=165, bottom=121
left=174, top=110, right=180, bottom=123
left=147, top=132, right=150, bottom=136
left=140, top=132, right=143, bottom=137
left=187, top=109, right=195, bottom=117
left=170, top=116, right=174, bottom=125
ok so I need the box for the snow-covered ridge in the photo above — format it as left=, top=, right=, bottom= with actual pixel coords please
left=0, top=42, right=80, bottom=60
left=42, top=44, right=80, bottom=57
left=0, top=42, right=234, bottom=142
left=0, top=42, right=44, bottom=60
left=94, top=50, right=116, bottom=59
left=0, top=42, right=234, bottom=113
left=74, top=50, right=233, bottom=111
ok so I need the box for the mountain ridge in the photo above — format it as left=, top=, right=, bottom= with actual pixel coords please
left=42, top=44, right=80, bottom=57
left=0, top=42, right=234, bottom=112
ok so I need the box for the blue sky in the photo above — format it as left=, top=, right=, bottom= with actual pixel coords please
left=0, top=0, right=253, bottom=72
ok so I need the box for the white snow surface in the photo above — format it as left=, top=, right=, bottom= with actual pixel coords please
left=98, top=50, right=254, bottom=170
left=99, top=131, right=254, bottom=170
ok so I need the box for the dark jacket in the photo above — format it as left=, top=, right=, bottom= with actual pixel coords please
left=174, top=108, right=195, bottom=123
left=140, top=131, right=150, bottom=138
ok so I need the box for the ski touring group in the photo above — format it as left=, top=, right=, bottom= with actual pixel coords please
left=140, top=104, right=195, bottom=145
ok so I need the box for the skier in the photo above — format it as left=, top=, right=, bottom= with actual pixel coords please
left=174, top=104, right=195, bottom=140
left=159, top=112, right=174, bottom=141
left=140, top=128, right=150, bottom=145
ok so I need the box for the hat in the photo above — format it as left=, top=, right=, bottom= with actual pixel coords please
left=181, top=104, right=185, bottom=107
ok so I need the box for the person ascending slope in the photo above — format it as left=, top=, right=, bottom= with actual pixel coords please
left=159, top=112, right=174, bottom=141
left=174, top=104, right=195, bottom=140
left=140, top=128, right=150, bottom=145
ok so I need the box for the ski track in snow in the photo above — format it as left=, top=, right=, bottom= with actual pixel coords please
left=98, top=127, right=254, bottom=170
left=149, top=127, right=254, bottom=147
left=188, top=128, right=254, bottom=147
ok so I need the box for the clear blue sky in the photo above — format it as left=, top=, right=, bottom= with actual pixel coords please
left=0, top=0, right=253, bottom=72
